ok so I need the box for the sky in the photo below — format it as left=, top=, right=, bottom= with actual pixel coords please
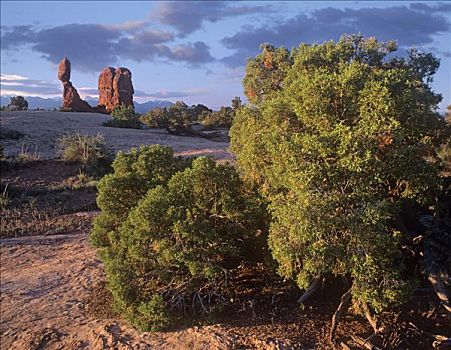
left=1, top=1, right=450, bottom=111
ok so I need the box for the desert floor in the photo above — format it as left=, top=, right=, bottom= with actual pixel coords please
left=0, top=111, right=231, bottom=160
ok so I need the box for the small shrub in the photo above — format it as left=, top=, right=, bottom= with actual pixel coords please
left=91, top=145, right=266, bottom=331
left=140, top=107, right=169, bottom=128
left=17, top=144, right=40, bottom=162
left=104, top=105, right=142, bottom=129
left=200, top=107, right=233, bottom=129
left=141, top=102, right=211, bottom=133
left=9, top=96, right=28, bottom=111
left=56, top=132, right=113, bottom=176
left=90, top=145, right=192, bottom=248
left=60, top=171, right=97, bottom=190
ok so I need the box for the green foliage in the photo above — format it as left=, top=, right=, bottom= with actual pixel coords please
left=200, top=106, right=234, bottom=129
left=9, top=96, right=28, bottom=111
left=141, top=102, right=215, bottom=133
left=91, top=145, right=266, bottom=330
left=56, top=132, right=113, bottom=176
left=446, top=105, right=451, bottom=123
left=140, top=107, right=169, bottom=128
left=231, top=96, right=242, bottom=111
left=231, top=35, right=450, bottom=313
left=199, top=98, right=243, bottom=129
left=104, top=105, right=142, bottom=129
left=141, top=102, right=212, bottom=132
left=243, top=43, right=292, bottom=105
left=91, top=145, right=189, bottom=248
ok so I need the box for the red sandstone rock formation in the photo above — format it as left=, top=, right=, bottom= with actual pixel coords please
left=98, top=67, right=134, bottom=113
left=57, top=57, right=94, bottom=112
left=61, top=82, right=94, bottom=112
left=58, top=57, right=71, bottom=82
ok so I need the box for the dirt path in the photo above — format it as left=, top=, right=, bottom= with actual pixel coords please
left=0, top=231, right=235, bottom=349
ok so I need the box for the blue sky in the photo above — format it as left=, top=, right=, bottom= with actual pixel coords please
left=1, top=1, right=450, bottom=111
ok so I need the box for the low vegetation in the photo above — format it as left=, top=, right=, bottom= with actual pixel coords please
left=17, top=144, right=41, bottom=162
left=8, top=96, right=29, bottom=111
left=199, top=106, right=234, bottom=129
left=56, top=132, right=113, bottom=176
left=141, top=101, right=209, bottom=134
left=141, top=99, right=241, bottom=139
left=90, top=145, right=267, bottom=330
left=103, top=105, right=142, bottom=129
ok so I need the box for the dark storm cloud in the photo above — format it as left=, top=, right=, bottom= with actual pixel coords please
left=32, top=24, right=120, bottom=71
left=1, top=23, right=214, bottom=72
left=1, top=25, right=36, bottom=49
left=221, top=3, right=451, bottom=67
left=152, top=1, right=270, bottom=36
left=156, top=41, right=214, bottom=65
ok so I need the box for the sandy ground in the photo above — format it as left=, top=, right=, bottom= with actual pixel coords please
left=0, top=231, right=236, bottom=350
left=0, top=111, right=231, bottom=160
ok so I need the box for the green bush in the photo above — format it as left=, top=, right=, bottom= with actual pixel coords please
left=141, top=102, right=213, bottom=133
left=231, top=35, right=450, bottom=313
left=200, top=107, right=233, bottom=129
left=140, top=107, right=169, bottom=129
left=9, top=96, right=28, bottom=111
left=91, top=145, right=266, bottom=330
left=104, top=105, right=142, bottom=129
left=56, top=132, right=113, bottom=176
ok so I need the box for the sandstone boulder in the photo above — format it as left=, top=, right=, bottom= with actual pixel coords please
left=57, top=57, right=71, bottom=82
left=98, top=67, right=134, bottom=113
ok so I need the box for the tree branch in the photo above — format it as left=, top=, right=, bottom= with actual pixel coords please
left=297, top=274, right=323, bottom=304
left=329, top=289, right=352, bottom=345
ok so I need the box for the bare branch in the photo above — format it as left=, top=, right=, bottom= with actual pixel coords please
left=329, top=289, right=352, bottom=344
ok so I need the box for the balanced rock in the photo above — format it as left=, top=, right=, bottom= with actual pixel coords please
left=98, top=67, right=134, bottom=113
left=62, top=82, right=94, bottom=112
left=57, top=57, right=71, bottom=82
left=57, top=57, right=94, bottom=113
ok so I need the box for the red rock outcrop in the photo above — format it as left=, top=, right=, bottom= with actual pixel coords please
left=98, top=67, right=134, bottom=113
left=58, top=57, right=71, bottom=82
left=57, top=57, right=95, bottom=112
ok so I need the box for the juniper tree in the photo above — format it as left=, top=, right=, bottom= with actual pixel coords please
left=231, top=35, right=450, bottom=342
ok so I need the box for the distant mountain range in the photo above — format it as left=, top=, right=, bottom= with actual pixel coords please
left=0, top=96, right=173, bottom=114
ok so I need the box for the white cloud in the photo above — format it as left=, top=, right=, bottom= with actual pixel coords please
left=1, top=74, right=29, bottom=81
